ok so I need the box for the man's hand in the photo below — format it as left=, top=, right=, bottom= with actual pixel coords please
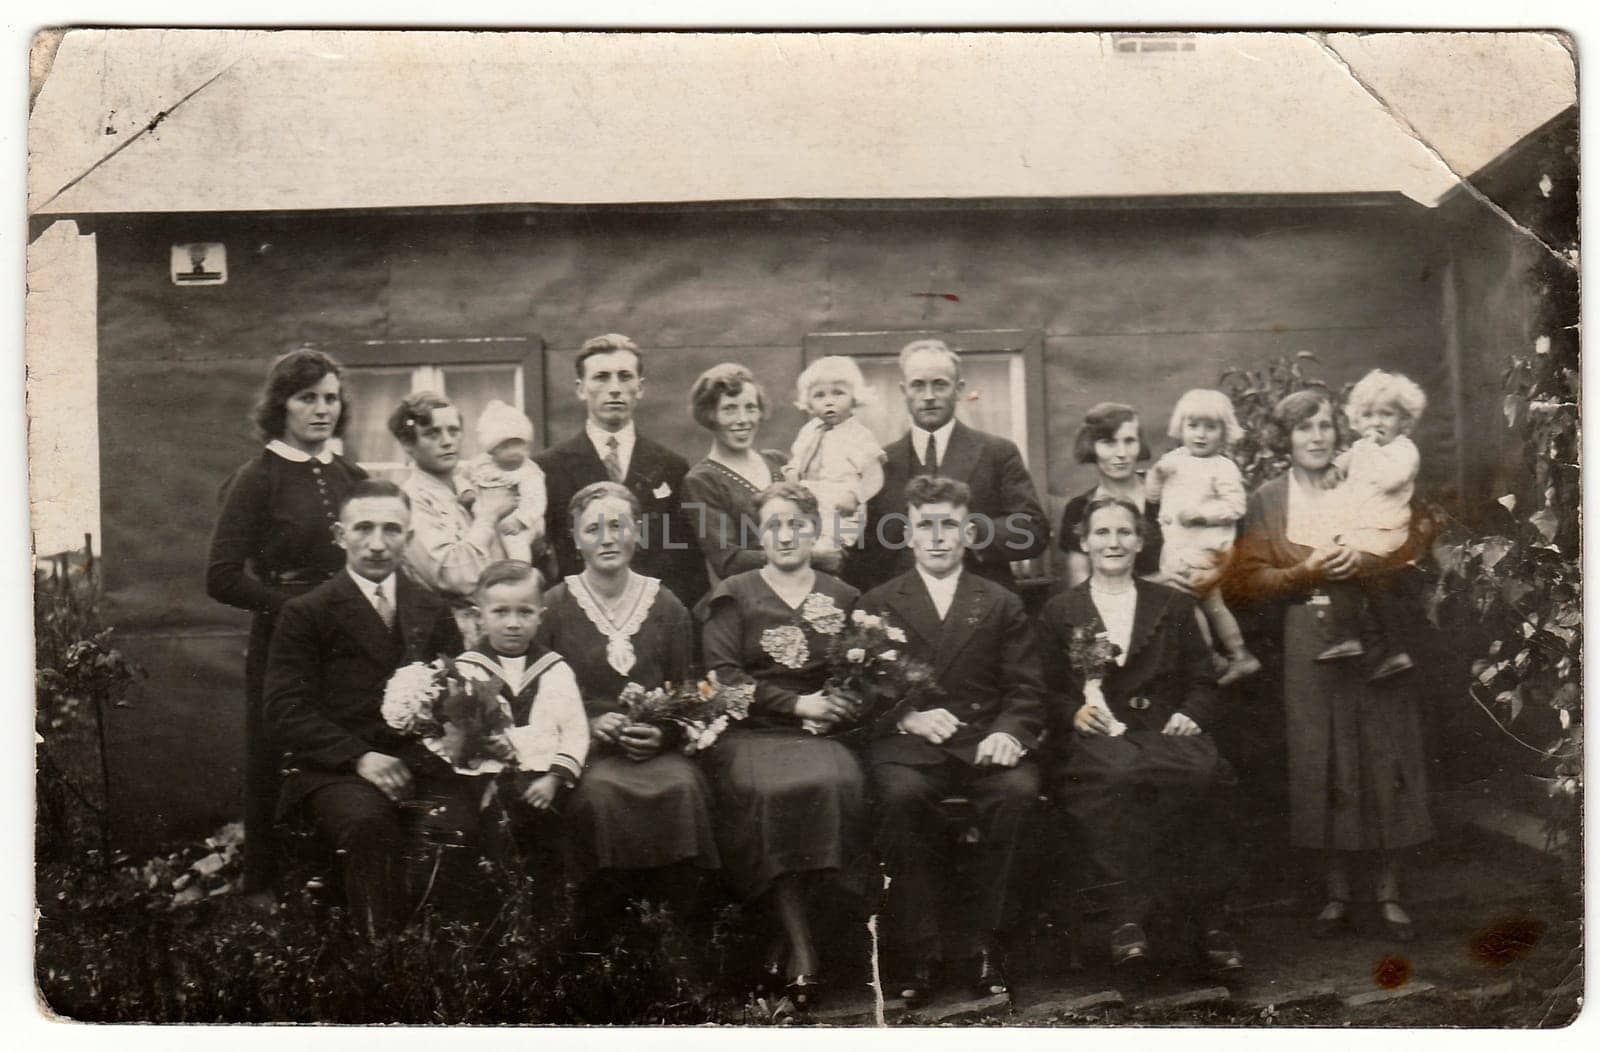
left=973, top=732, right=1025, bottom=768
left=1162, top=713, right=1202, bottom=737
left=355, top=751, right=413, bottom=802
left=590, top=712, right=628, bottom=745
left=618, top=722, right=665, bottom=762
left=897, top=707, right=963, bottom=745
left=1073, top=704, right=1116, bottom=737
left=522, top=773, right=562, bottom=811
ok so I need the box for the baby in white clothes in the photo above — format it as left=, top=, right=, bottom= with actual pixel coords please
left=1145, top=388, right=1260, bottom=687
left=1318, top=370, right=1427, bottom=681
left=456, top=399, right=548, bottom=565
left=784, top=356, right=886, bottom=554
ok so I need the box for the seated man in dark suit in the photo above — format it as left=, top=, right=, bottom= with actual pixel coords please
left=263, top=479, right=471, bottom=936
left=536, top=333, right=708, bottom=610
left=854, top=339, right=1051, bottom=593
left=859, top=475, right=1046, bottom=1004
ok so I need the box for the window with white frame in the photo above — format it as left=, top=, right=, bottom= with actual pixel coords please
left=318, top=338, right=541, bottom=479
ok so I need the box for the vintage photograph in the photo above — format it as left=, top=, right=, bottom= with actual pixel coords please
left=25, top=28, right=1580, bottom=1027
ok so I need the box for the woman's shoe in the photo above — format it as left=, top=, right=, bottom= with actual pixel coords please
left=1379, top=901, right=1415, bottom=943
left=1312, top=900, right=1350, bottom=938
left=1316, top=639, right=1366, bottom=662
left=1370, top=652, right=1416, bottom=682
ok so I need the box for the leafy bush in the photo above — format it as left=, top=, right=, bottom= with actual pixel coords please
left=1218, top=351, right=1347, bottom=491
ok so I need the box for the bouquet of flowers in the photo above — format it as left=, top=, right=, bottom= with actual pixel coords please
left=1068, top=625, right=1126, bottom=736
left=616, top=669, right=756, bottom=755
left=813, top=609, right=944, bottom=740
left=381, top=656, right=519, bottom=774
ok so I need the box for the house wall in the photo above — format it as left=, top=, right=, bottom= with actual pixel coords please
left=86, top=197, right=1450, bottom=849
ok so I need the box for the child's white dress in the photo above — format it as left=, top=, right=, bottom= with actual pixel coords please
left=1329, top=435, right=1418, bottom=556
left=1145, top=448, right=1248, bottom=583
left=455, top=454, right=549, bottom=563
left=785, top=416, right=886, bottom=553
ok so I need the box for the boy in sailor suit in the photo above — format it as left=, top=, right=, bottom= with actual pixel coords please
left=456, top=561, right=589, bottom=833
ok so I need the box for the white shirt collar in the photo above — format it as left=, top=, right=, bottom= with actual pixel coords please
left=909, top=418, right=957, bottom=468
left=267, top=439, right=334, bottom=465
left=915, top=565, right=963, bottom=618
left=586, top=420, right=637, bottom=472
left=346, top=567, right=396, bottom=606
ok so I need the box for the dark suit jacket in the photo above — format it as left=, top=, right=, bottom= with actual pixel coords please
left=536, top=430, right=708, bottom=610
left=1036, top=579, right=1222, bottom=757
left=262, top=570, right=462, bottom=814
left=855, top=420, right=1050, bottom=592
left=860, top=569, right=1046, bottom=767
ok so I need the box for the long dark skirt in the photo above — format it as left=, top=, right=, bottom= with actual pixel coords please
left=1282, top=603, right=1434, bottom=852
left=703, top=726, right=868, bottom=901
left=1053, top=732, right=1239, bottom=925
left=242, top=609, right=284, bottom=891
left=565, top=751, right=721, bottom=884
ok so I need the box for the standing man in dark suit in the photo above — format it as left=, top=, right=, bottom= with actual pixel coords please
left=263, top=479, right=471, bottom=937
left=859, top=476, right=1046, bottom=1005
left=536, top=334, right=708, bottom=610
left=854, top=339, right=1051, bottom=593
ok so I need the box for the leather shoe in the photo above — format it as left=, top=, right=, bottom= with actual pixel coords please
left=1312, top=900, right=1350, bottom=939
left=1110, top=922, right=1150, bottom=968
left=972, top=945, right=1009, bottom=999
left=786, top=974, right=823, bottom=1011
left=1379, top=901, right=1416, bottom=943
left=1199, top=928, right=1244, bottom=975
left=895, top=962, right=935, bottom=1006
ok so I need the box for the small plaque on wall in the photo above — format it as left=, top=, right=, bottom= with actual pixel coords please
left=171, top=243, right=227, bottom=285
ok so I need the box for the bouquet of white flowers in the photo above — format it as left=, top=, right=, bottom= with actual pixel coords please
left=381, top=656, right=519, bottom=774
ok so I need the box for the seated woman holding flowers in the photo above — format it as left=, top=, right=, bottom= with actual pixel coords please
left=533, top=481, right=722, bottom=934
left=1036, top=497, right=1243, bottom=977
left=699, top=481, right=868, bottom=1009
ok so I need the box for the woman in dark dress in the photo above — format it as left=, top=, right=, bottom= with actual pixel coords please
left=1058, top=403, right=1164, bottom=587
left=206, top=349, right=367, bottom=895
left=1224, top=391, right=1432, bottom=941
left=1039, top=497, right=1243, bottom=975
left=700, top=482, right=867, bottom=1007
left=682, top=364, right=843, bottom=590
left=533, top=481, right=720, bottom=925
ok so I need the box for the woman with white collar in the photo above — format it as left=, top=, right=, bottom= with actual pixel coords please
left=207, top=348, right=369, bottom=897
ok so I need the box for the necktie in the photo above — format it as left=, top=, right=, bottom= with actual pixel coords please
left=604, top=435, right=624, bottom=482
left=923, top=432, right=940, bottom=477
left=372, top=581, right=395, bottom=630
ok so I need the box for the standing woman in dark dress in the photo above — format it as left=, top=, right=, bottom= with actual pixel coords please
left=682, top=364, right=843, bottom=590
left=1058, top=403, right=1164, bottom=588
left=206, top=349, right=367, bottom=895
left=1224, top=391, right=1433, bottom=940
left=534, top=481, right=720, bottom=930
left=699, top=482, right=867, bottom=1008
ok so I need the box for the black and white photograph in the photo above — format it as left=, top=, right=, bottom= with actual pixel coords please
left=22, top=24, right=1582, bottom=1030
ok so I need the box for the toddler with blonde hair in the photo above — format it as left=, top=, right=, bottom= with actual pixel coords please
left=784, top=355, right=886, bottom=554
left=1146, top=388, right=1260, bottom=686
left=456, top=399, right=548, bottom=564
left=1318, top=369, right=1428, bottom=681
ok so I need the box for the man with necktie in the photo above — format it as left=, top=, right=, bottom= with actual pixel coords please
left=536, top=334, right=709, bottom=610
left=262, top=480, right=470, bottom=936
left=853, top=339, right=1051, bottom=592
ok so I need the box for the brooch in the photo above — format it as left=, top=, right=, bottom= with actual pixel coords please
left=1128, top=696, right=1152, bottom=711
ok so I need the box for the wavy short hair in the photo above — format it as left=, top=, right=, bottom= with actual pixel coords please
left=1072, top=402, right=1151, bottom=465
left=1345, top=369, right=1427, bottom=425
left=386, top=390, right=456, bottom=447
left=904, top=474, right=972, bottom=513
left=689, top=363, right=767, bottom=431
left=1266, top=389, right=1337, bottom=456
left=574, top=333, right=644, bottom=379
left=251, top=348, right=351, bottom=442
left=568, top=480, right=641, bottom=527
left=753, top=480, right=820, bottom=522
left=1075, top=496, right=1149, bottom=544
left=794, top=355, right=876, bottom=411
left=897, top=338, right=963, bottom=379
left=338, top=478, right=411, bottom=516
left=1168, top=389, right=1244, bottom=446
